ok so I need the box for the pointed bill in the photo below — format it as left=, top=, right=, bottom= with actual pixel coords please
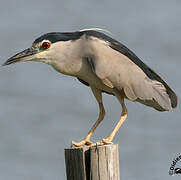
left=2, top=47, right=37, bottom=66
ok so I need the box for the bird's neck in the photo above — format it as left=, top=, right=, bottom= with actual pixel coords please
left=49, top=36, right=105, bottom=77
left=49, top=38, right=88, bottom=76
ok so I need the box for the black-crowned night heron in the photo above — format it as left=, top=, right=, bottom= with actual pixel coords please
left=3, top=28, right=178, bottom=147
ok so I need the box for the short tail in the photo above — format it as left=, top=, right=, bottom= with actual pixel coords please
left=133, top=78, right=178, bottom=112
left=166, top=85, right=177, bottom=109
left=146, top=68, right=178, bottom=110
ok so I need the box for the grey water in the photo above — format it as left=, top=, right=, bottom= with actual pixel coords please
left=0, top=0, right=181, bottom=180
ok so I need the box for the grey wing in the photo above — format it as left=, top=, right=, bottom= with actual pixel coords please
left=88, top=44, right=172, bottom=111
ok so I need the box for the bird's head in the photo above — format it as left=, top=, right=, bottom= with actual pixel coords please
left=2, top=32, right=82, bottom=67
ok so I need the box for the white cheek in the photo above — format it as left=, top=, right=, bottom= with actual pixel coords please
left=51, top=41, right=80, bottom=59
left=34, top=51, right=52, bottom=64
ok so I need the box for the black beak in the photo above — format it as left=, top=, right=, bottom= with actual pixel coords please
left=2, top=47, right=37, bottom=66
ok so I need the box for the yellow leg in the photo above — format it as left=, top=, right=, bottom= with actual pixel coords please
left=72, top=87, right=105, bottom=147
left=102, top=98, right=127, bottom=144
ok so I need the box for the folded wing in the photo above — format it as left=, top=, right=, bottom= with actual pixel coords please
left=87, top=39, right=177, bottom=111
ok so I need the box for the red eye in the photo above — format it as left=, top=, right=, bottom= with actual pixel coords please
left=41, top=42, right=50, bottom=49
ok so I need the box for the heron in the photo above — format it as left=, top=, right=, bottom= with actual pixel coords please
left=3, top=29, right=178, bottom=147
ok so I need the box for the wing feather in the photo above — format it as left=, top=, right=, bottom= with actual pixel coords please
left=83, top=30, right=177, bottom=109
left=87, top=40, right=173, bottom=111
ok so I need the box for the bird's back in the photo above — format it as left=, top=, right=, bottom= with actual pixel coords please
left=80, top=30, right=177, bottom=110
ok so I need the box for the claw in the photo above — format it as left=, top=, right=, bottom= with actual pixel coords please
left=71, top=137, right=113, bottom=148
left=90, top=138, right=113, bottom=147
left=102, top=138, right=113, bottom=145
left=72, top=139, right=93, bottom=147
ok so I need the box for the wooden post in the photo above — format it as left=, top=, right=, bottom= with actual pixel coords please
left=64, top=144, right=120, bottom=180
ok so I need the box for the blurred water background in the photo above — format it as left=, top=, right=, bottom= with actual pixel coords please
left=0, top=0, right=181, bottom=180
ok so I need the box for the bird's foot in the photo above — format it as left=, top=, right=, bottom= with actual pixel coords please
left=90, top=138, right=113, bottom=147
left=72, top=139, right=93, bottom=147
left=102, top=138, right=113, bottom=145
left=71, top=137, right=113, bottom=147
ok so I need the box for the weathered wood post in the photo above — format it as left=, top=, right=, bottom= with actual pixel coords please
left=64, top=144, right=120, bottom=180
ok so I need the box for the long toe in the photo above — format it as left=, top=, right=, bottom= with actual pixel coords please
left=72, top=140, right=93, bottom=147
left=102, top=138, right=113, bottom=145
left=90, top=139, right=113, bottom=147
